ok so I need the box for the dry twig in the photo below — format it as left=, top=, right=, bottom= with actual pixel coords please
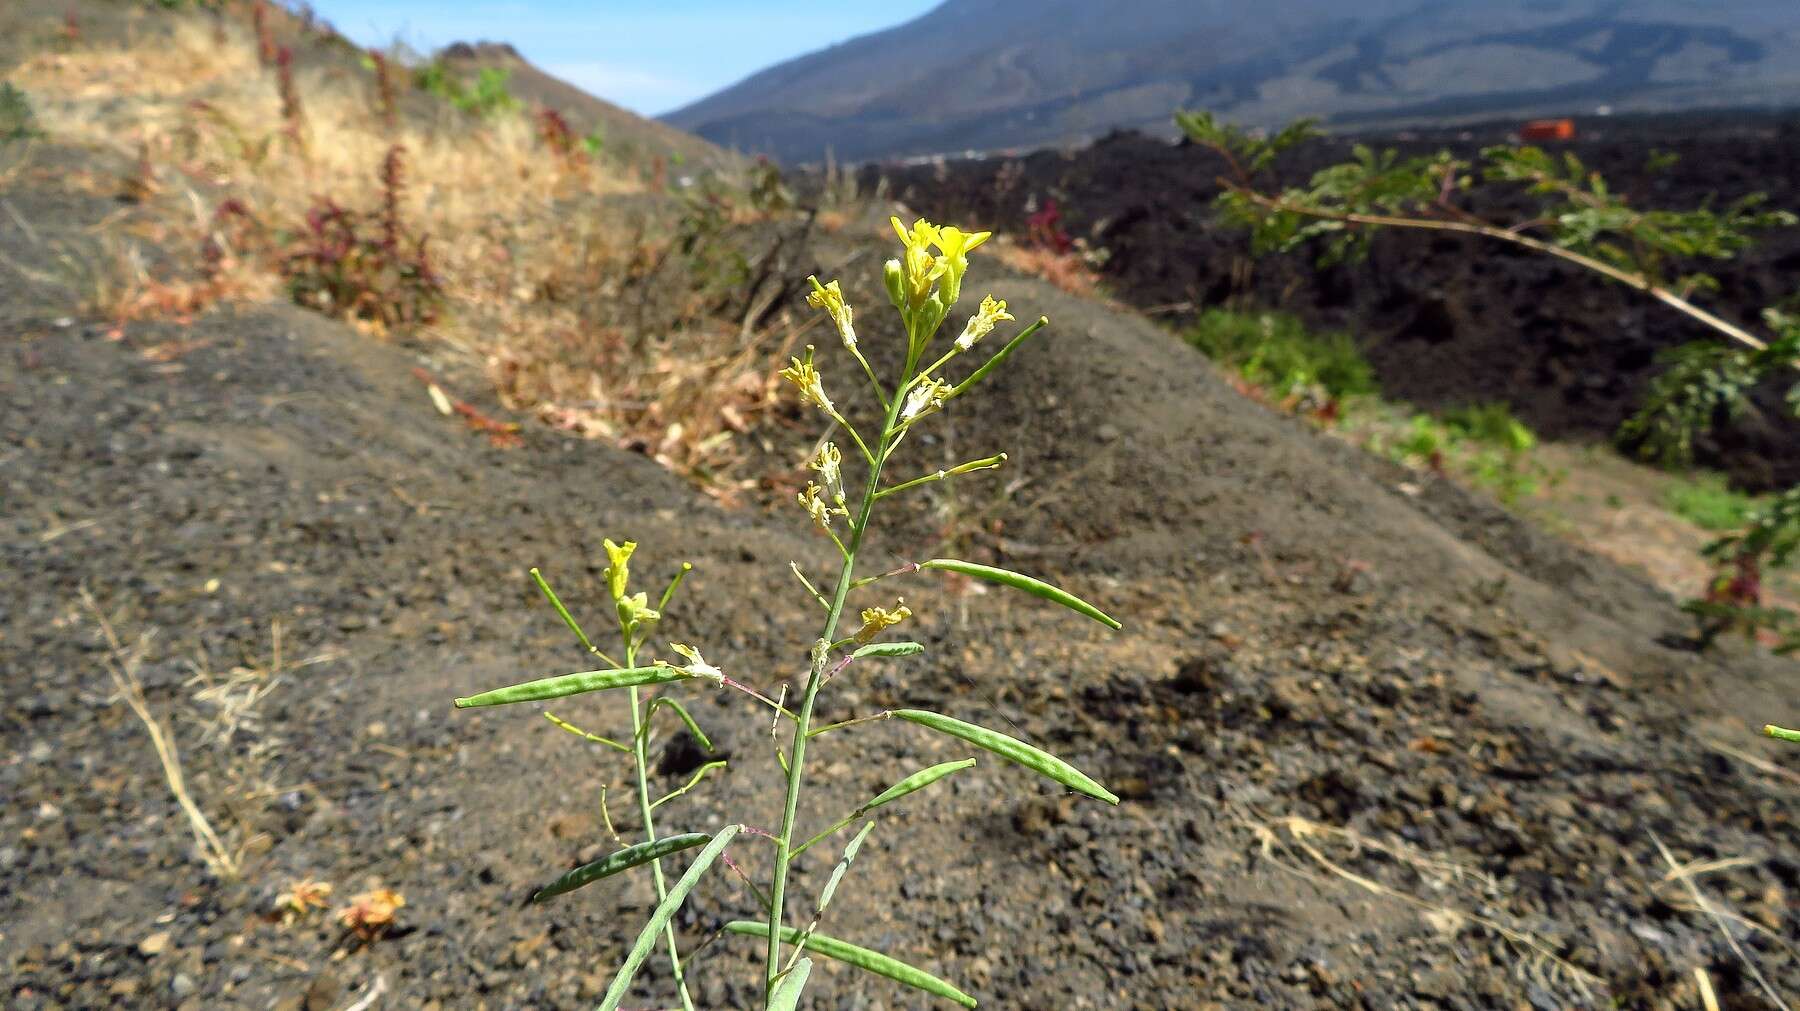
left=81, top=586, right=238, bottom=877
left=1650, top=831, right=1792, bottom=1011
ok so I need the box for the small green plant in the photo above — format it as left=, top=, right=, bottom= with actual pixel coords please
left=1376, top=406, right=1547, bottom=505
left=454, top=219, right=1123, bottom=1008
left=1183, top=308, right=1375, bottom=401
left=1664, top=473, right=1764, bottom=532
left=1444, top=402, right=1536, bottom=454
left=1, top=82, right=42, bottom=143
left=1622, top=309, right=1800, bottom=466
left=413, top=60, right=518, bottom=118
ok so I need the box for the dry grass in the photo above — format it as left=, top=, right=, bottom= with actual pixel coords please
left=79, top=583, right=339, bottom=881
left=81, top=586, right=240, bottom=878
left=12, top=1, right=805, bottom=492
left=991, top=236, right=1103, bottom=297
left=1650, top=832, right=1794, bottom=1011
left=1236, top=810, right=1606, bottom=1002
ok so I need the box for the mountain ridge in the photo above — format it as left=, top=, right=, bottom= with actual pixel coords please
left=663, top=0, right=1800, bottom=163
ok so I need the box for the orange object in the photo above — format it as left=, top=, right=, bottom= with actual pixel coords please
left=1519, top=118, right=1576, bottom=142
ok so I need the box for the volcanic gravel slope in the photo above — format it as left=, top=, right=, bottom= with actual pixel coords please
left=4, top=173, right=1798, bottom=1010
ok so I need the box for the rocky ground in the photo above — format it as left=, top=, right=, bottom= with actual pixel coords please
left=871, top=113, right=1800, bottom=490
left=4, top=142, right=1798, bottom=1010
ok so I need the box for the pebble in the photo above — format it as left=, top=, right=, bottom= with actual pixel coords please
left=138, top=932, right=171, bottom=958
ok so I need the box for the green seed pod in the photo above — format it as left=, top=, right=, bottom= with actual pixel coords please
left=857, top=759, right=974, bottom=816
left=725, top=922, right=977, bottom=1009
left=851, top=641, right=925, bottom=659
left=453, top=665, right=687, bottom=708
left=921, top=558, right=1120, bottom=629
left=532, top=833, right=710, bottom=903
left=893, top=709, right=1118, bottom=805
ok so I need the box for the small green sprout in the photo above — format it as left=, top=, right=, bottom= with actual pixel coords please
left=455, top=216, right=1123, bottom=1008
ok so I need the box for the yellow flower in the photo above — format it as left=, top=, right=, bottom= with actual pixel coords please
left=892, top=215, right=941, bottom=253
left=779, top=350, right=836, bottom=415
left=798, top=481, right=846, bottom=531
left=891, top=216, right=947, bottom=309
left=854, top=599, right=912, bottom=644
left=806, top=277, right=857, bottom=351
left=931, top=225, right=991, bottom=306
left=665, top=642, right=723, bottom=683
left=955, top=295, right=1013, bottom=351
left=603, top=538, right=635, bottom=601
left=808, top=442, right=845, bottom=507
left=900, top=377, right=950, bottom=422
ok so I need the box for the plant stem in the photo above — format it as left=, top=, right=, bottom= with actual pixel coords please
left=764, top=373, right=909, bottom=999
left=623, top=633, right=698, bottom=1011
left=1232, top=185, right=1777, bottom=355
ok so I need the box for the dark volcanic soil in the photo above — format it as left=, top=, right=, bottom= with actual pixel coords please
left=4, top=151, right=1799, bottom=1010
left=870, top=115, right=1800, bottom=490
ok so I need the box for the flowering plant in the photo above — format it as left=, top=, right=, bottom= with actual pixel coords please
left=455, top=218, right=1123, bottom=1008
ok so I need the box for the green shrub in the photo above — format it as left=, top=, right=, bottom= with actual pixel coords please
left=1444, top=402, right=1536, bottom=453
left=413, top=61, right=518, bottom=118
left=1665, top=473, right=1763, bottom=532
left=1183, top=309, right=1375, bottom=400
left=1, top=83, right=41, bottom=142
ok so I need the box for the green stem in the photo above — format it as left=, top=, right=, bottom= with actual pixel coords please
left=623, top=632, right=698, bottom=1011
left=765, top=369, right=909, bottom=999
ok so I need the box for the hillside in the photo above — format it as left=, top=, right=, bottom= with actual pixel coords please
left=437, top=41, right=734, bottom=171
left=3, top=2, right=1799, bottom=1009
left=665, top=0, right=1800, bottom=163
left=7, top=147, right=1799, bottom=1007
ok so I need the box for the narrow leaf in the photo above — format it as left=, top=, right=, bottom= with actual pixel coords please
left=599, top=825, right=739, bottom=1011
left=454, top=666, right=686, bottom=708
left=817, top=821, right=875, bottom=914
left=768, top=958, right=813, bottom=1011
left=532, top=832, right=709, bottom=903
left=859, top=759, right=974, bottom=816
left=893, top=709, right=1118, bottom=805
left=725, top=922, right=977, bottom=1009
left=853, top=641, right=925, bottom=659
left=920, top=559, right=1120, bottom=629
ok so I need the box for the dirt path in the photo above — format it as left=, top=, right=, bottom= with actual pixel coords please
left=4, top=179, right=1797, bottom=1009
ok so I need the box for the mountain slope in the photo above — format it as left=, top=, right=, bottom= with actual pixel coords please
left=664, top=0, right=1800, bottom=162
left=439, top=41, right=735, bottom=170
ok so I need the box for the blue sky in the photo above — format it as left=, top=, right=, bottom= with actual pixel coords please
left=307, top=1, right=941, bottom=117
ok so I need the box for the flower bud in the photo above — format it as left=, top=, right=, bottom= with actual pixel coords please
left=603, top=538, right=636, bottom=601
left=883, top=258, right=906, bottom=311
